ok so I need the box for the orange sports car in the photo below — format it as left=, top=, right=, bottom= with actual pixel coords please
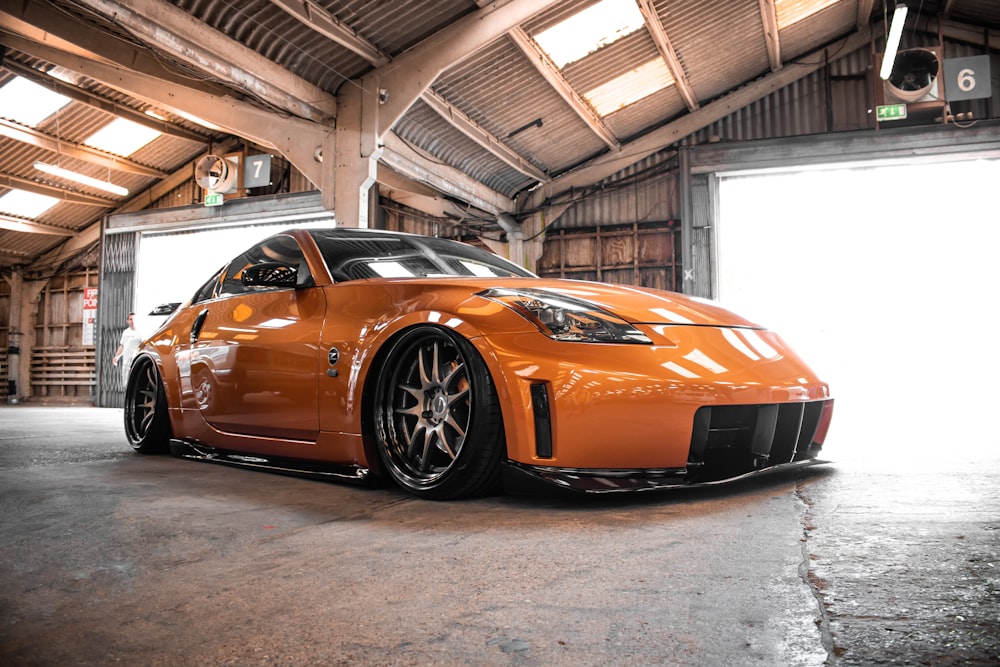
left=124, top=228, right=833, bottom=499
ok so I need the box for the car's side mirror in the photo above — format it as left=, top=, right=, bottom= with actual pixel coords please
left=241, top=262, right=298, bottom=288
left=149, top=302, right=181, bottom=316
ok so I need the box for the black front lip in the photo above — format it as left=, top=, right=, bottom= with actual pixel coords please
left=501, top=459, right=831, bottom=495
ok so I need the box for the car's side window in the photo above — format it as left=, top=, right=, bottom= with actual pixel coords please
left=218, top=235, right=312, bottom=297
left=191, top=267, right=225, bottom=304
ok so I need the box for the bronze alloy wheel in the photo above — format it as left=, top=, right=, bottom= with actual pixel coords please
left=373, top=326, right=504, bottom=500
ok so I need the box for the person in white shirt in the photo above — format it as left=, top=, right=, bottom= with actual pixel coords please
left=112, top=312, right=143, bottom=387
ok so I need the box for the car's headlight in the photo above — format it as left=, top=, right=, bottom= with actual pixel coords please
left=478, top=288, right=651, bottom=344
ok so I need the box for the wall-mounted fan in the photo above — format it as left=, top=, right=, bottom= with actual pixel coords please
left=194, top=154, right=239, bottom=193
left=885, top=48, right=942, bottom=104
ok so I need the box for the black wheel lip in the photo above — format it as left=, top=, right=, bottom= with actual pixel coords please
left=123, top=356, right=159, bottom=448
left=123, top=363, right=145, bottom=446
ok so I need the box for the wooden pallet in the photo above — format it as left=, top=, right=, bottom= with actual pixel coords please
left=30, top=347, right=96, bottom=397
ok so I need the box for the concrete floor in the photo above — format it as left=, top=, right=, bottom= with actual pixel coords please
left=0, top=406, right=997, bottom=666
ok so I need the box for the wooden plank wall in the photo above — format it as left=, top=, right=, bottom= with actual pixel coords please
left=30, top=269, right=97, bottom=402
left=536, top=222, right=680, bottom=291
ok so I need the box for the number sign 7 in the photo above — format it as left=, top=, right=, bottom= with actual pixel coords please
left=243, top=154, right=273, bottom=188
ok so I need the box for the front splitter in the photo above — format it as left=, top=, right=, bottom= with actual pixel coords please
left=501, top=458, right=832, bottom=495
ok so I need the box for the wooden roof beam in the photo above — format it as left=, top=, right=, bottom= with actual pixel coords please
left=529, top=26, right=872, bottom=208
left=0, top=117, right=168, bottom=178
left=373, top=0, right=563, bottom=138
left=0, top=214, right=77, bottom=236
left=0, top=1, right=239, bottom=105
left=69, top=0, right=337, bottom=123
left=1, top=59, right=209, bottom=144
left=0, top=172, right=119, bottom=207
left=0, top=35, right=329, bottom=188
left=635, top=0, right=700, bottom=110
left=507, top=27, right=619, bottom=150
left=759, top=0, right=782, bottom=72
left=857, top=0, right=876, bottom=28
left=269, top=0, right=548, bottom=184
left=380, top=133, right=513, bottom=216
left=420, top=90, right=550, bottom=183
left=269, top=0, right=388, bottom=66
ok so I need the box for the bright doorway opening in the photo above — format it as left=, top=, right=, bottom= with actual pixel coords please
left=718, top=158, right=1000, bottom=466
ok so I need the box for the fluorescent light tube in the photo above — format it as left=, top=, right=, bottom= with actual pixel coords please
left=34, top=161, right=129, bottom=197
left=880, top=4, right=908, bottom=80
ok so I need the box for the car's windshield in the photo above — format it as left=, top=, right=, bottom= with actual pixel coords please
left=310, top=230, right=536, bottom=282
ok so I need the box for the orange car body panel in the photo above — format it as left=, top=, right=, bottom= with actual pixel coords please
left=140, top=229, right=830, bottom=477
left=478, top=326, right=827, bottom=470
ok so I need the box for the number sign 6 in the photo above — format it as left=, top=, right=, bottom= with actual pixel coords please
left=943, top=55, right=991, bottom=102
left=957, top=68, right=976, bottom=93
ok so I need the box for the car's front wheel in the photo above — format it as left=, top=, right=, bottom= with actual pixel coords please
left=373, top=326, right=504, bottom=500
left=124, top=356, right=171, bottom=454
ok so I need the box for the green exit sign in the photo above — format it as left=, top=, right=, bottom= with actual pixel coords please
left=876, top=104, right=907, bottom=121
left=204, top=191, right=224, bottom=207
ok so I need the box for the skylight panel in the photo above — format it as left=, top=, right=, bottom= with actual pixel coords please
left=775, top=0, right=841, bottom=29
left=45, top=67, right=81, bottom=86
left=85, top=118, right=161, bottom=156
left=534, top=0, right=646, bottom=68
left=584, top=58, right=674, bottom=116
left=0, top=190, right=60, bottom=219
left=370, top=261, right=414, bottom=278
left=0, top=77, right=71, bottom=127
left=459, top=260, right=500, bottom=277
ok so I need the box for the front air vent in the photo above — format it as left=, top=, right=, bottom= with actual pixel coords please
left=687, top=401, right=831, bottom=482
left=530, top=383, right=553, bottom=459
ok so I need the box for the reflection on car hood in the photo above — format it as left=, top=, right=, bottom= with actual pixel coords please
left=363, top=277, right=763, bottom=329
left=519, top=280, right=761, bottom=329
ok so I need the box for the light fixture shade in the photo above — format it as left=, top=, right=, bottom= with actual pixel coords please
left=880, top=4, right=909, bottom=80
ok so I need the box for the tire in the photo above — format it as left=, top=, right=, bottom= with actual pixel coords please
left=124, top=356, right=171, bottom=454
left=373, top=326, right=505, bottom=500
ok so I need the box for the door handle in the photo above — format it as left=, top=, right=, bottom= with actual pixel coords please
left=190, top=309, right=209, bottom=344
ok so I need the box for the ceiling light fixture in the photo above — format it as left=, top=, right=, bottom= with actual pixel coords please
left=880, top=4, right=908, bottom=80
left=34, top=161, right=129, bottom=197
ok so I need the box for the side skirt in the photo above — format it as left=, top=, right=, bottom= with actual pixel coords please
left=169, top=439, right=370, bottom=483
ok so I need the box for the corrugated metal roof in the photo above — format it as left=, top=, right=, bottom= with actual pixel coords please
left=949, top=0, right=1000, bottom=28
left=432, top=36, right=609, bottom=176
left=170, top=0, right=480, bottom=91
left=778, top=0, right=858, bottom=63
left=393, top=99, right=537, bottom=198
left=1, top=0, right=997, bottom=273
left=657, top=0, right=772, bottom=102
left=522, top=0, right=603, bottom=35
left=562, top=29, right=661, bottom=93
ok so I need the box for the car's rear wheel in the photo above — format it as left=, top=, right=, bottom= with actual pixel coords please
left=373, top=326, right=504, bottom=500
left=124, top=356, right=171, bottom=454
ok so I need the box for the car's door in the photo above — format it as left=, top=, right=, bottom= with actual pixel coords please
left=184, top=235, right=324, bottom=443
